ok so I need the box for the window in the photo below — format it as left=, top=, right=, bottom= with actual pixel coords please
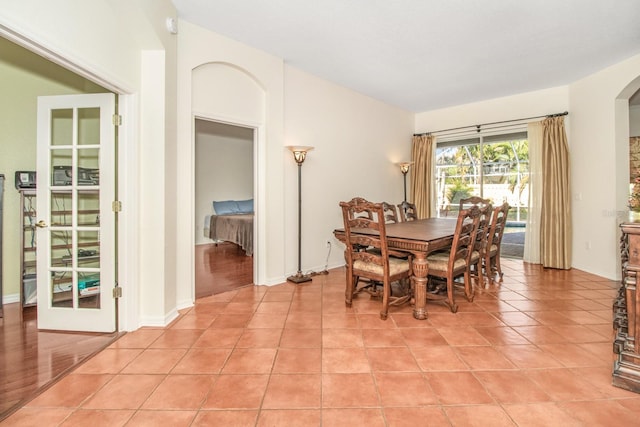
left=435, top=132, right=528, bottom=223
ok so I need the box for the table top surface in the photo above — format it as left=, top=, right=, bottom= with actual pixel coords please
left=384, top=218, right=457, bottom=241
left=335, top=218, right=456, bottom=240
left=334, top=217, right=458, bottom=253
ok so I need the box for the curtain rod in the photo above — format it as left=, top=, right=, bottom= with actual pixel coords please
left=413, top=111, right=569, bottom=137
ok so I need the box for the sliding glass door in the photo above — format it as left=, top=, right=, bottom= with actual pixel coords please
left=435, top=132, right=529, bottom=223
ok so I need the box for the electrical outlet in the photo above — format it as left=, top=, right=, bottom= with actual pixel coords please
left=326, top=239, right=331, bottom=247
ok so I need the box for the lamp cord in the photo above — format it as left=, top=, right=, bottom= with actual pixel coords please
left=309, top=241, right=331, bottom=276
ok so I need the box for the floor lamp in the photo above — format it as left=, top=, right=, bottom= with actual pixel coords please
left=398, top=161, right=413, bottom=203
left=287, top=145, right=314, bottom=284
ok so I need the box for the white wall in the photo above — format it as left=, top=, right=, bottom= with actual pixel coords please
left=0, top=0, right=179, bottom=331
left=569, top=53, right=640, bottom=280
left=176, top=20, right=283, bottom=302
left=194, top=120, right=253, bottom=245
left=0, top=38, right=107, bottom=302
left=6, top=1, right=636, bottom=331
left=0, top=0, right=142, bottom=91
left=415, top=56, right=640, bottom=281
left=415, top=86, right=570, bottom=229
left=284, top=66, right=414, bottom=273
left=415, top=87, right=569, bottom=132
left=176, top=21, right=414, bottom=298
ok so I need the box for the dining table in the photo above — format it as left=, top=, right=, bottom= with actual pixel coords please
left=333, top=217, right=458, bottom=320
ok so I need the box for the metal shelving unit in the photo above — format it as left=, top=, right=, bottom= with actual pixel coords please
left=0, top=174, right=4, bottom=318
left=19, top=189, right=37, bottom=307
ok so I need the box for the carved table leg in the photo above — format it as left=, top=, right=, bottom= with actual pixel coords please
left=412, top=252, right=428, bottom=320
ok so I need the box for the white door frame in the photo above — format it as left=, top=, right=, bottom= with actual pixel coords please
left=0, top=27, right=138, bottom=332
left=192, top=113, right=261, bottom=298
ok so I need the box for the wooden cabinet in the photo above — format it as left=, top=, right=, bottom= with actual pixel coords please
left=613, top=222, right=640, bottom=393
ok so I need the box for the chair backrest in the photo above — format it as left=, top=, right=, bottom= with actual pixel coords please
left=397, top=201, right=418, bottom=222
left=459, top=196, right=491, bottom=210
left=340, top=198, right=389, bottom=273
left=487, top=202, right=510, bottom=251
left=458, top=197, right=492, bottom=252
left=474, top=203, right=493, bottom=255
left=382, top=202, right=400, bottom=224
left=345, top=197, right=374, bottom=220
left=448, top=206, right=481, bottom=271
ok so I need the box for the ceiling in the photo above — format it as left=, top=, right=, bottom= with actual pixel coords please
left=172, top=0, right=640, bottom=112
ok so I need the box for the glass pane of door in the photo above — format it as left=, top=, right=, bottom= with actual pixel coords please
left=481, top=139, right=529, bottom=223
left=47, top=110, right=101, bottom=310
left=436, top=136, right=529, bottom=221
left=435, top=142, right=479, bottom=217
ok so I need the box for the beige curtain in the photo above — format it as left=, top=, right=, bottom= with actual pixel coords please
left=411, top=134, right=435, bottom=218
left=523, top=121, right=543, bottom=264
left=540, top=116, right=571, bottom=269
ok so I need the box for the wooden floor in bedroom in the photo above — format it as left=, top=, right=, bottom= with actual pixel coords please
left=0, top=304, right=120, bottom=421
left=195, top=242, right=254, bottom=299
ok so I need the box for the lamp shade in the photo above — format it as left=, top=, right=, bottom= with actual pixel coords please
left=398, top=161, right=413, bottom=174
left=287, top=146, right=314, bottom=164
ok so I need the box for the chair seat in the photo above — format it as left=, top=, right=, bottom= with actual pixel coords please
left=354, top=257, right=410, bottom=276
left=426, top=250, right=467, bottom=272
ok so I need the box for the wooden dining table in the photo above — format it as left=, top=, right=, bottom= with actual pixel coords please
left=333, top=218, right=457, bottom=320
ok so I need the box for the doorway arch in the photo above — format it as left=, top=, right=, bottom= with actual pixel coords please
left=190, top=62, right=266, bottom=298
left=614, top=73, right=640, bottom=277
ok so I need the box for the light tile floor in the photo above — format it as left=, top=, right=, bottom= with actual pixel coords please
left=5, top=259, right=640, bottom=426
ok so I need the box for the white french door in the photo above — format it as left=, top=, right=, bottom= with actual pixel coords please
left=36, top=93, right=117, bottom=332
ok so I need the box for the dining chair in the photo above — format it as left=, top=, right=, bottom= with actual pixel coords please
left=424, top=205, right=481, bottom=312
left=459, top=197, right=493, bottom=285
left=339, top=197, right=412, bottom=320
left=382, top=202, right=400, bottom=223
left=397, top=201, right=418, bottom=222
left=484, top=202, right=510, bottom=285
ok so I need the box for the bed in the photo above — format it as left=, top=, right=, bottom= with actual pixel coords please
left=204, top=199, right=254, bottom=256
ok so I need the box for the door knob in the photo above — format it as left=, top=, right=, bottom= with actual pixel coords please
left=36, top=220, right=48, bottom=228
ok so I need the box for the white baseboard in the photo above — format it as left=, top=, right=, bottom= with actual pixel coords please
left=2, top=293, right=20, bottom=304
left=138, top=307, right=179, bottom=328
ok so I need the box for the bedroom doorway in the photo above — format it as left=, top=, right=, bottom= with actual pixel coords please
left=194, top=119, right=255, bottom=298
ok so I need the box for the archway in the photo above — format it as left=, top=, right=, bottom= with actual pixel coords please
left=190, top=62, right=266, bottom=297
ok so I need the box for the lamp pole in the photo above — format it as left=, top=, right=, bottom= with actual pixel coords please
left=295, top=160, right=303, bottom=276
left=286, top=146, right=314, bottom=284
left=399, top=162, right=413, bottom=203
left=402, top=171, right=408, bottom=203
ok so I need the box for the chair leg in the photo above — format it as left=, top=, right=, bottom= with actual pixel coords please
left=380, top=279, right=390, bottom=320
left=345, top=270, right=354, bottom=307
left=474, top=258, right=484, bottom=286
left=495, top=254, right=504, bottom=282
left=445, top=277, right=458, bottom=313
left=484, top=254, right=495, bottom=285
left=463, top=270, right=474, bottom=302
